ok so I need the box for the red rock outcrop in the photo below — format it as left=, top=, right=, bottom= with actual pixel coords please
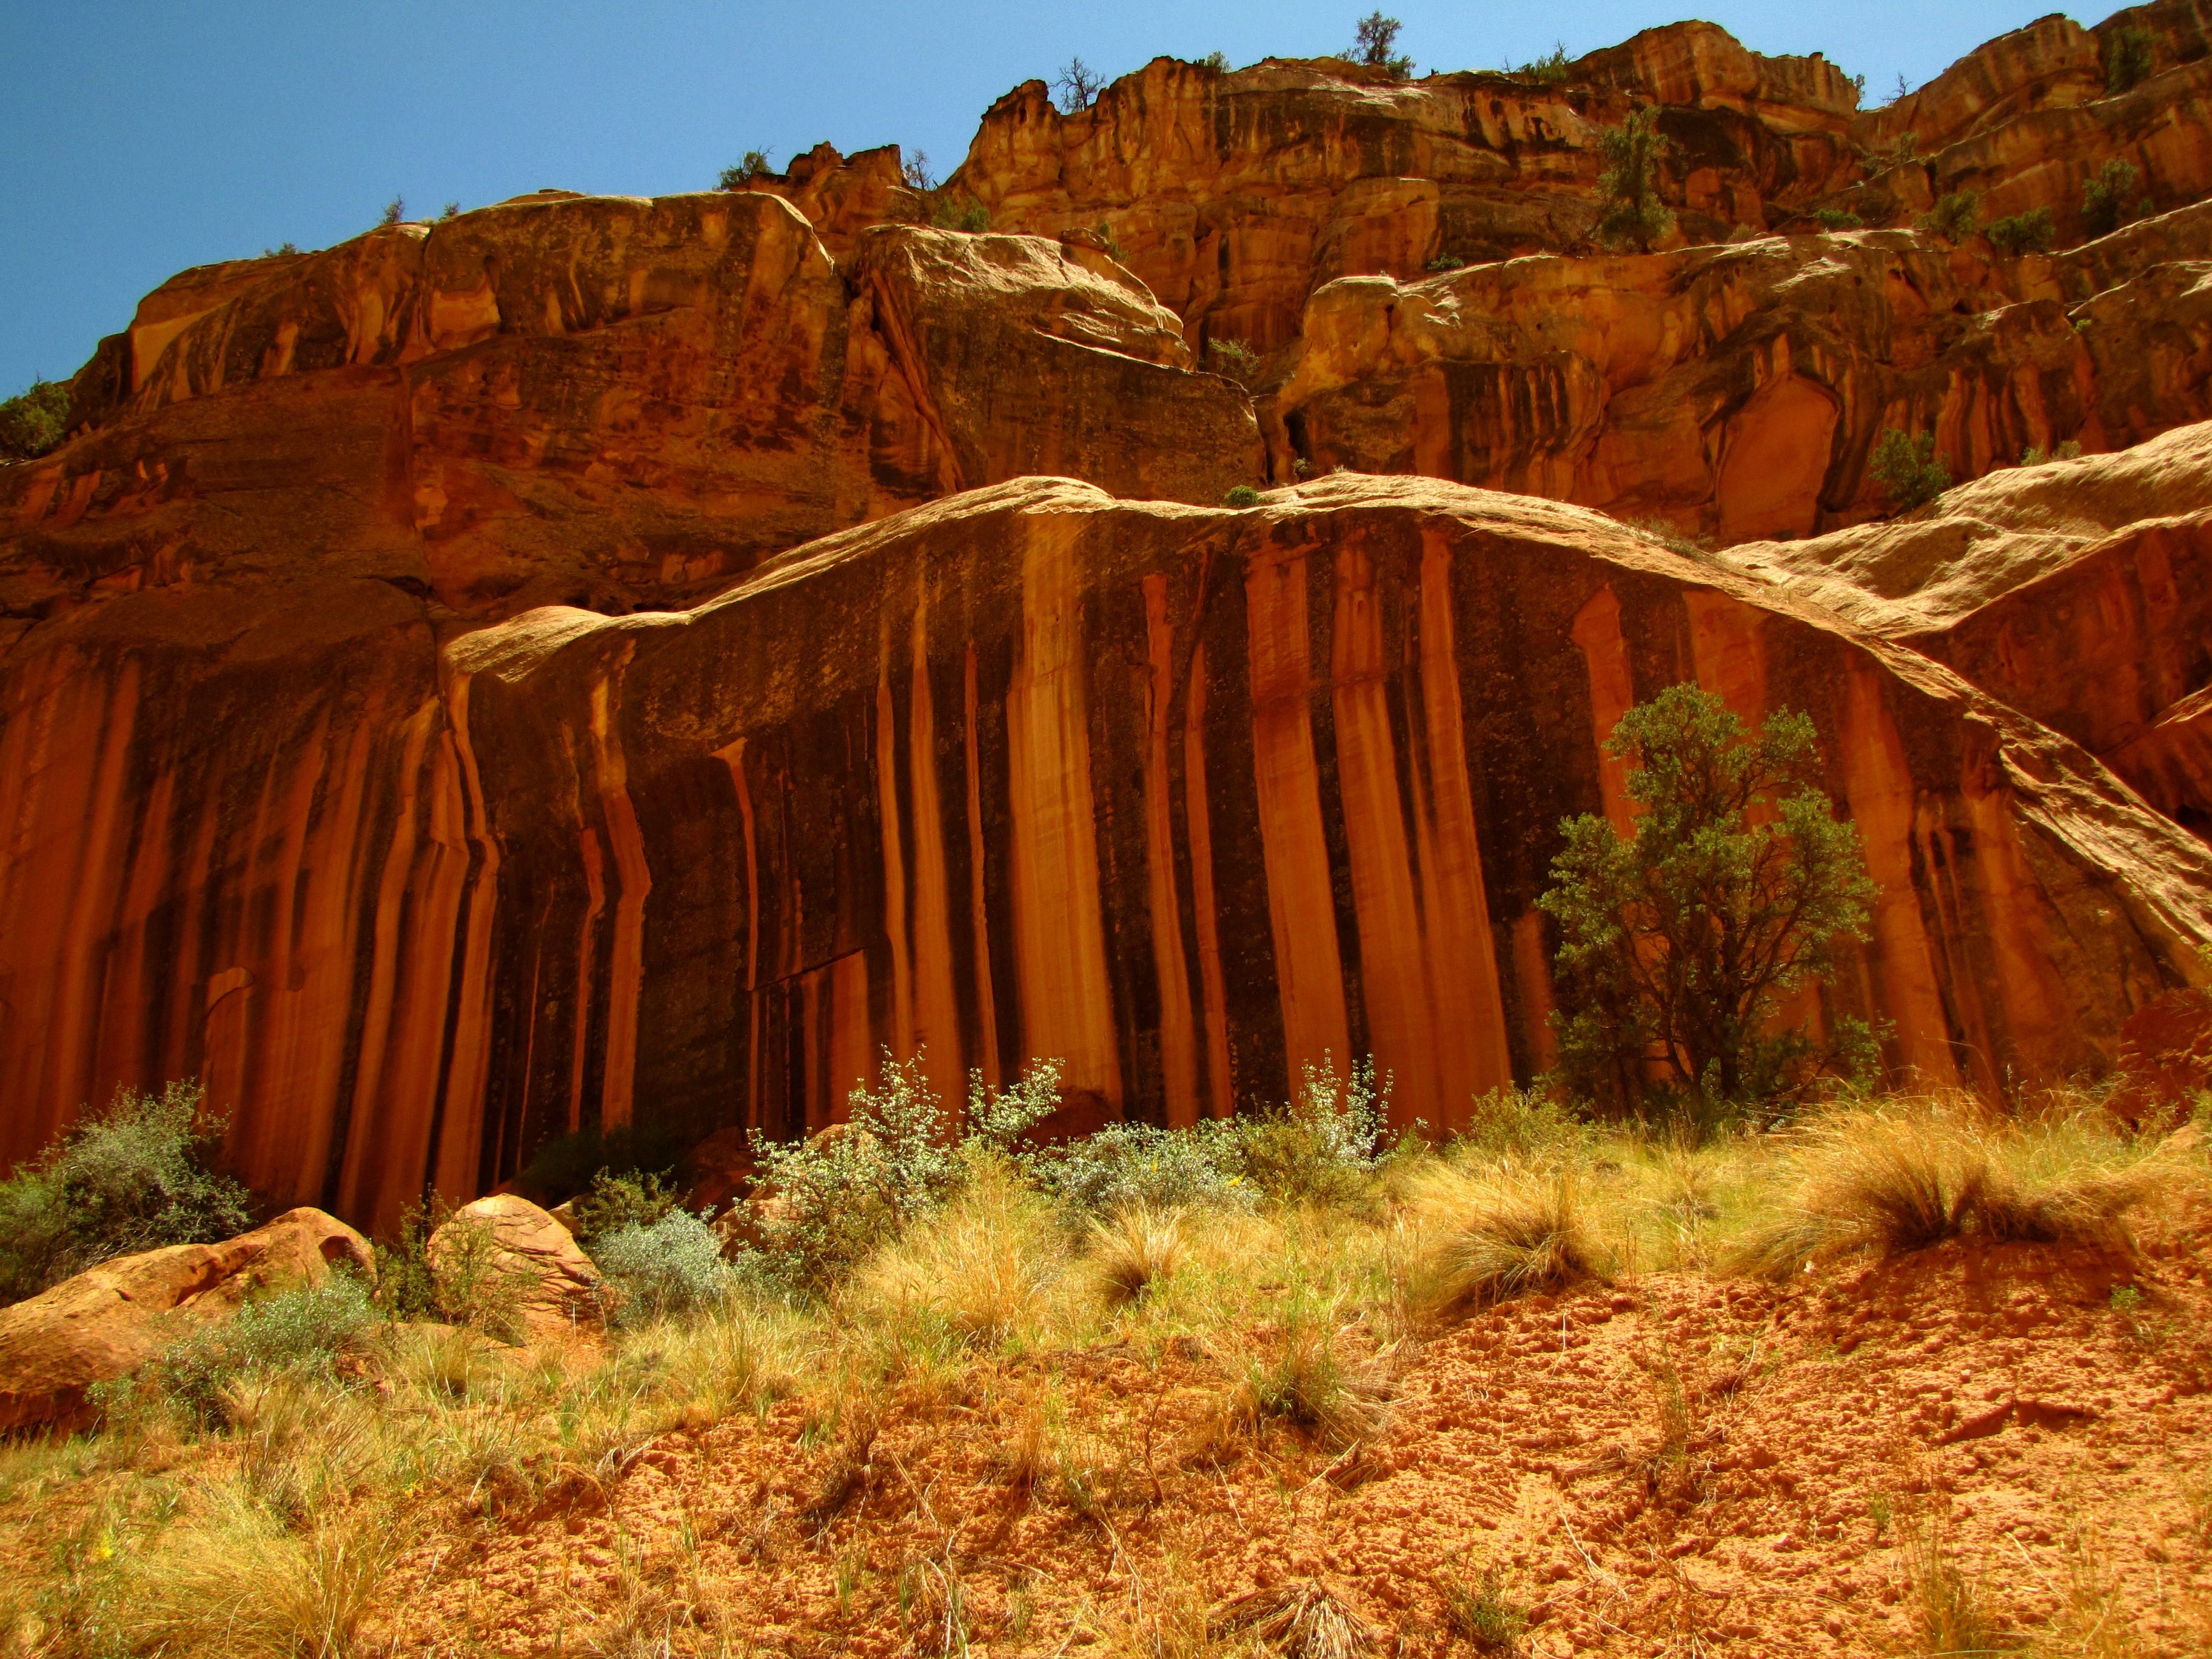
left=6, top=13, right=2212, bottom=1244
left=25, top=192, right=1254, bottom=620
left=1269, top=205, right=2212, bottom=541
left=1727, top=421, right=2212, bottom=839
left=12, top=470, right=2204, bottom=1231
left=0, top=1207, right=372, bottom=1430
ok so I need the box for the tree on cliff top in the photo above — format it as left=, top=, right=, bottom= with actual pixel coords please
left=0, top=380, right=69, bottom=463
left=1595, top=107, right=1675, bottom=252
left=1350, top=13, right=1413, bottom=78
left=1538, top=684, right=1879, bottom=1127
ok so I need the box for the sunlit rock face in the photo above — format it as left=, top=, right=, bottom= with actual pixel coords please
left=6, top=12, right=2212, bottom=1235
left=5, top=474, right=2209, bottom=1230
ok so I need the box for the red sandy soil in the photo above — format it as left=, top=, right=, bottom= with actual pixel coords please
left=381, top=1230, right=2212, bottom=1656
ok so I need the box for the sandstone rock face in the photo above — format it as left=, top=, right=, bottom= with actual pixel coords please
left=1727, top=422, right=2212, bottom=839
left=5, top=14, right=2212, bottom=1243
left=26, top=194, right=1254, bottom=622
left=429, top=1193, right=602, bottom=1338
left=0, top=1207, right=373, bottom=1431
left=13, top=471, right=2200, bottom=1232
left=1270, top=209, right=2212, bottom=541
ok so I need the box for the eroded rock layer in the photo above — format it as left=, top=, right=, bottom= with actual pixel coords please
left=7, top=10, right=2212, bottom=1235
left=6, top=476, right=2208, bottom=1229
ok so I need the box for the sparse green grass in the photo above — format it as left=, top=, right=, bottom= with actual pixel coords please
left=0, top=1071, right=2202, bottom=1656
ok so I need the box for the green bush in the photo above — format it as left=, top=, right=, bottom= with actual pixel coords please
left=718, top=150, right=771, bottom=190
left=1235, top=1057, right=1390, bottom=1206
left=1986, top=207, right=2055, bottom=255
left=1539, top=684, right=1878, bottom=1125
left=1201, top=50, right=1229, bottom=73
left=1595, top=107, right=1675, bottom=252
left=102, top=1270, right=380, bottom=1428
left=930, top=195, right=990, bottom=233
left=1205, top=337, right=1261, bottom=387
left=1222, top=485, right=1264, bottom=508
left=517, top=1120, right=688, bottom=1207
left=1915, top=190, right=1981, bottom=243
left=1037, top=1119, right=1253, bottom=1214
left=565, top=1167, right=680, bottom=1245
left=2082, top=158, right=2152, bottom=240
left=1868, top=427, right=1950, bottom=512
left=2019, top=439, right=2083, bottom=467
left=0, top=380, right=70, bottom=463
left=0, top=1082, right=253, bottom=1305
left=1426, top=253, right=1467, bottom=272
left=1520, top=44, right=1572, bottom=87
left=1350, top=12, right=1414, bottom=78
left=1812, top=208, right=1863, bottom=231
left=2106, top=24, right=2155, bottom=96
left=591, top=1209, right=731, bottom=1326
left=741, top=1052, right=1061, bottom=1293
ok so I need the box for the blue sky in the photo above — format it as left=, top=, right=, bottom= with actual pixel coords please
left=2, top=2, right=2093, bottom=394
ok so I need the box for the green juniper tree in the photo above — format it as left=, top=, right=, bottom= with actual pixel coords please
left=1538, top=684, right=1879, bottom=1125
left=1595, top=107, right=1675, bottom=251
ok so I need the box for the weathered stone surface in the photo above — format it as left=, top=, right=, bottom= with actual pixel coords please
left=429, top=1193, right=601, bottom=1338
left=19, top=193, right=1254, bottom=622
left=4, top=12, right=2212, bottom=1247
left=0, top=1207, right=373, bottom=1431
left=1270, top=209, right=2212, bottom=542
left=1727, top=422, right=2212, bottom=838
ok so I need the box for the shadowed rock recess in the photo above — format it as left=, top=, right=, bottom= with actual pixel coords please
left=7, top=12, right=2212, bottom=1229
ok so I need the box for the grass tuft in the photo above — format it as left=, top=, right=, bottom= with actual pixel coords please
left=1405, top=1165, right=1595, bottom=1318
left=1737, top=1101, right=2176, bottom=1277
left=1086, top=1204, right=1188, bottom=1309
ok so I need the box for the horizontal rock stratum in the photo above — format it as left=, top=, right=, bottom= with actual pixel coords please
left=5, top=10, right=2212, bottom=1232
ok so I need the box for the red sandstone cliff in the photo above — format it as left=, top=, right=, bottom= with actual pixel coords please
left=5, top=12, right=2212, bottom=1232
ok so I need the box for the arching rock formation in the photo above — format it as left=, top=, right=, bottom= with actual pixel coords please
left=5, top=473, right=2208, bottom=1231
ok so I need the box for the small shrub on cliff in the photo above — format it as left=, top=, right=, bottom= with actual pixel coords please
left=2020, top=439, right=2084, bottom=467
left=0, top=379, right=69, bottom=462
left=380, top=196, right=404, bottom=227
left=1915, top=190, right=1981, bottom=243
left=0, top=1082, right=253, bottom=1304
left=901, top=150, right=935, bottom=190
left=1987, top=207, right=2056, bottom=256
left=1520, top=43, right=1572, bottom=87
left=1869, top=427, right=1950, bottom=512
left=1595, top=107, right=1675, bottom=252
left=1350, top=12, right=1413, bottom=78
left=1054, top=57, right=1102, bottom=113
left=718, top=150, right=772, bottom=190
left=1206, top=337, right=1261, bottom=388
left=1223, top=485, right=1264, bottom=508
left=2106, top=24, right=2156, bottom=96
left=2082, top=158, right=2153, bottom=239
left=930, top=194, right=991, bottom=233
left=1201, top=50, right=1230, bottom=73
left=1812, top=207, right=1863, bottom=231
left=1538, top=684, right=1878, bottom=1127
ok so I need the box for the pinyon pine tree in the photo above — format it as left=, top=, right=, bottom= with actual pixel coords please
left=1538, top=684, right=1879, bottom=1124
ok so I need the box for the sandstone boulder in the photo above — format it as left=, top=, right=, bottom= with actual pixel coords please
left=429, top=1193, right=602, bottom=1338
left=0, top=1207, right=373, bottom=1432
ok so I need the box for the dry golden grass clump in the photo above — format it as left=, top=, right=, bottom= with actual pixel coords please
left=1212, top=1577, right=1380, bottom=1659
left=1084, top=1204, right=1190, bottom=1309
left=1398, top=1164, right=1597, bottom=1321
left=1737, top=1096, right=2187, bottom=1278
